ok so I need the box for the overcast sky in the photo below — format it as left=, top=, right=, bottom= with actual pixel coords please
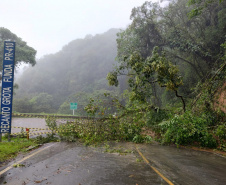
left=0, top=0, right=164, bottom=59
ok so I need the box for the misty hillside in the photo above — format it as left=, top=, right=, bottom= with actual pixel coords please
left=4, top=0, right=226, bottom=151
left=14, top=28, right=121, bottom=113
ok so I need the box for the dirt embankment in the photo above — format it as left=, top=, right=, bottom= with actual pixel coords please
left=214, top=82, right=226, bottom=113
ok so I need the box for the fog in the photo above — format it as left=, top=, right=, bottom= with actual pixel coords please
left=0, top=0, right=164, bottom=58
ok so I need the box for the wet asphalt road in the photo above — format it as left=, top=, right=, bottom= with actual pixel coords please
left=137, top=144, right=226, bottom=185
left=1, top=118, right=226, bottom=185
left=0, top=141, right=226, bottom=185
left=0, top=142, right=167, bottom=185
left=11, top=118, right=48, bottom=130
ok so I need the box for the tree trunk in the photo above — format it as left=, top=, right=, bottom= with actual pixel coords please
left=175, top=90, right=186, bottom=112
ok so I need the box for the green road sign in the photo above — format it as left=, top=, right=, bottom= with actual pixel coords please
left=70, top=103, right=77, bottom=110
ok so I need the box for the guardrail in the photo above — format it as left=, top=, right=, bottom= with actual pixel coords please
left=12, top=113, right=98, bottom=119
left=9, top=114, right=111, bottom=140
left=11, top=126, right=53, bottom=139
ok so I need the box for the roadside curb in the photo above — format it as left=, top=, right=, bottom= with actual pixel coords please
left=180, top=145, right=226, bottom=158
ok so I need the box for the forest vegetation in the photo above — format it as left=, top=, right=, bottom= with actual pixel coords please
left=1, top=0, right=225, bottom=149
left=13, top=28, right=121, bottom=114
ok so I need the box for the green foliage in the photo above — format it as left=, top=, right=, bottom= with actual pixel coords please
left=108, top=47, right=186, bottom=111
left=150, top=47, right=183, bottom=91
left=13, top=93, right=56, bottom=114
left=18, top=128, right=26, bottom=138
left=107, top=72, right=119, bottom=86
left=84, top=98, right=99, bottom=117
left=0, top=27, right=36, bottom=70
left=30, top=93, right=55, bottom=113
left=56, top=113, right=144, bottom=145
left=0, top=138, right=38, bottom=162
left=13, top=98, right=33, bottom=113
left=215, top=123, right=226, bottom=140
left=2, top=133, right=10, bottom=140
left=136, top=158, right=143, bottom=162
left=83, top=91, right=121, bottom=117
left=58, top=91, right=89, bottom=115
left=132, top=135, right=144, bottom=143
left=34, top=134, right=58, bottom=144
left=132, top=135, right=152, bottom=144
left=111, top=0, right=226, bottom=111
left=191, top=63, right=225, bottom=114
left=199, top=133, right=217, bottom=148
left=116, top=120, right=144, bottom=141
left=58, top=90, right=120, bottom=116
left=187, top=0, right=224, bottom=18
left=107, top=0, right=226, bottom=150
left=45, top=116, right=58, bottom=135
left=215, top=123, right=226, bottom=151
left=146, top=108, right=171, bottom=126
left=58, top=101, right=73, bottom=115
left=161, top=112, right=218, bottom=148
left=13, top=163, right=25, bottom=168
left=57, top=122, right=78, bottom=142
left=144, top=135, right=153, bottom=143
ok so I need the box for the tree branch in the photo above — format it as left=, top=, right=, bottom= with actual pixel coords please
left=175, top=90, right=186, bottom=112
left=171, top=54, right=202, bottom=79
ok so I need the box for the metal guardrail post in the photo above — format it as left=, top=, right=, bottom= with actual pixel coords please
left=26, top=128, right=29, bottom=140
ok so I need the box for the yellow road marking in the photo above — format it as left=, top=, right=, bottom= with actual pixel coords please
left=0, top=143, right=56, bottom=176
left=136, top=146, right=174, bottom=185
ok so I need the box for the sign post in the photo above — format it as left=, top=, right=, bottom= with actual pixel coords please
left=70, top=103, right=77, bottom=115
left=0, top=41, right=16, bottom=141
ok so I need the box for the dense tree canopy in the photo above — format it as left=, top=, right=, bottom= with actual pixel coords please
left=0, top=27, right=37, bottom=70
left=108, top=0, right=226, bottom=110
left=187, top=0, right=224, bottom=18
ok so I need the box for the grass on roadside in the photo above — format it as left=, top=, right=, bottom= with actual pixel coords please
left=0, top=133, right=59, bottom=163
left=0, top=137, right=39, bottom=162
